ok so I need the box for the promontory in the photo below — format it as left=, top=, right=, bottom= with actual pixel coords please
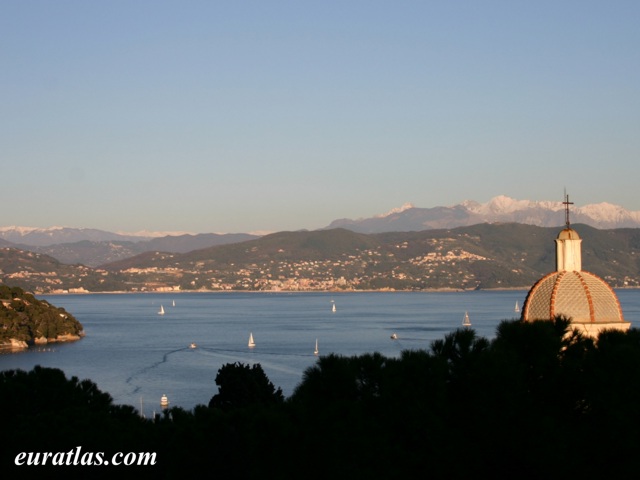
left=0, top=284, right=84, bottom=349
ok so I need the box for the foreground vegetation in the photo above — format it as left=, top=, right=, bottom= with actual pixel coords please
left=3, top=318, right=640, bottom=477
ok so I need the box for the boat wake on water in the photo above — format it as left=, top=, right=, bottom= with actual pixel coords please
left=125, top=347, right=186, bottom=393
left=196, top=346, right=315, bottom=358
left=190, top=346, right=306, bottom=376
left=125, top=345, right=312, bottom=395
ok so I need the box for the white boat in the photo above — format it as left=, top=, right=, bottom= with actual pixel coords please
left=160, top=394, right=169, bottom=408
left=462, top=311, right=471, bottom=327
left=390, top=333, right=398, bottom=340
left=332, top=302, right=336, bottom=313
left=172, top=300, right=176, bottom=307
left=248, top=332, right=255, bottom=348
left=189, top=343, right=197, bottom=349
left=514, top=301, right=520, bottom=313
left=314, top=338, right=319, bottom=356
left=158, top=305, right=165, bottom=315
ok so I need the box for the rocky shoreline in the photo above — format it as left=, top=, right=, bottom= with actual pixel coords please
left=0, top=285, right=85, bottom=352
left=1, top=332, right=84, bottom=351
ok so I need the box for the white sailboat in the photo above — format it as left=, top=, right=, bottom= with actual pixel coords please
left=514, top=301, right=520, bottom=313
left=172, top=300, right=176, bottom=307
left=462, top=311, right=471, bottom=327
left=314, top=338, right=319, bottom=355
left=248, top=332, right=255, bottom=348
left=158, top=305, right=165, bottom=315
left=332, top=302, right=336, bottom=313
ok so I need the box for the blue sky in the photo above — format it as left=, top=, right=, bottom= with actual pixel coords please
left=2, top=1, right=639, bottom=234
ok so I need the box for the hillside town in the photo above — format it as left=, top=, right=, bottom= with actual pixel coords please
left=2, top=223, right=640, bottom=294
left=114, top=242, right=491, bottom=293
left=0, top=240, right=510, bottom=294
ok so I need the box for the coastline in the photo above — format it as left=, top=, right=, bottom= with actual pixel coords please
left=39, top=287, right=532, bottom=295
left=0, top=333, right=84, bottom=351
left=41, top=286, right=640, bottom=296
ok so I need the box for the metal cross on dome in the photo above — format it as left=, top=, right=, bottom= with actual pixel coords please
left=563, top=191, right=574, bottom=227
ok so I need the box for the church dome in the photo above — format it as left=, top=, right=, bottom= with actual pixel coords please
left=521, top=195, right=630, bottom=337
left=521, top=270, right=625, bottom=324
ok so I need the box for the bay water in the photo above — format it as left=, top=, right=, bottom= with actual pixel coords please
left=2, top=290, right=639, bottom=413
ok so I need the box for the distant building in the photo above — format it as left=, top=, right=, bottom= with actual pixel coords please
left=521, top=195, right=630, bottom=338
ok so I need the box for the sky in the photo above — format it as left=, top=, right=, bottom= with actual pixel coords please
left=2, top=1, right=639, bottom=234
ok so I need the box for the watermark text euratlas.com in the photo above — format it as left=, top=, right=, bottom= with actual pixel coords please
left=15, top=446, right=156, bottom=466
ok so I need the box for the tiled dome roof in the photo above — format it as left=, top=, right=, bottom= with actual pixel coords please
left=521, top=270, right=624, bottom=324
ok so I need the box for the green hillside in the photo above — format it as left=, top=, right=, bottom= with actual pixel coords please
left=98, top=224, right=640, bottom=292
left=2, top=224, right=640, bottom=293
left=0, top=284, right=84, bottom=347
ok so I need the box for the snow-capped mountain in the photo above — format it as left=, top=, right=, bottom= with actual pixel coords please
left=4, top=196, right=640, bottom=248
left=0, top=226, right=153, bottom=247
left=326, top=196, right=640, bottom=233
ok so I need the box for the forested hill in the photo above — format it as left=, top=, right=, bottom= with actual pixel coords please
left=2, top=224, right=640, bottom=293
left=99, top=224, right=640, bottom=291
left=0, top=285, right=84, bottom=348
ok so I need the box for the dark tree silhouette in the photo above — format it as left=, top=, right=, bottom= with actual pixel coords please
left=0, top=366, right=148, bottom=472
left=208, top=362, right=284, bottom=410
left=5, top=319, right=640, bottom=478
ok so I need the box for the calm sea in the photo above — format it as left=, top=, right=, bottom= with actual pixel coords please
left=2, top=290, right=640, bottom=413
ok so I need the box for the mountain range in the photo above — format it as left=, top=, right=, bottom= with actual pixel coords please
left=2, top=196, right=640, bottom=268
left=0, top=231, right=258, bottom=267
left=3, top=223, right=640, bottom=294
left=327, top=195, right=640, bottom=233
